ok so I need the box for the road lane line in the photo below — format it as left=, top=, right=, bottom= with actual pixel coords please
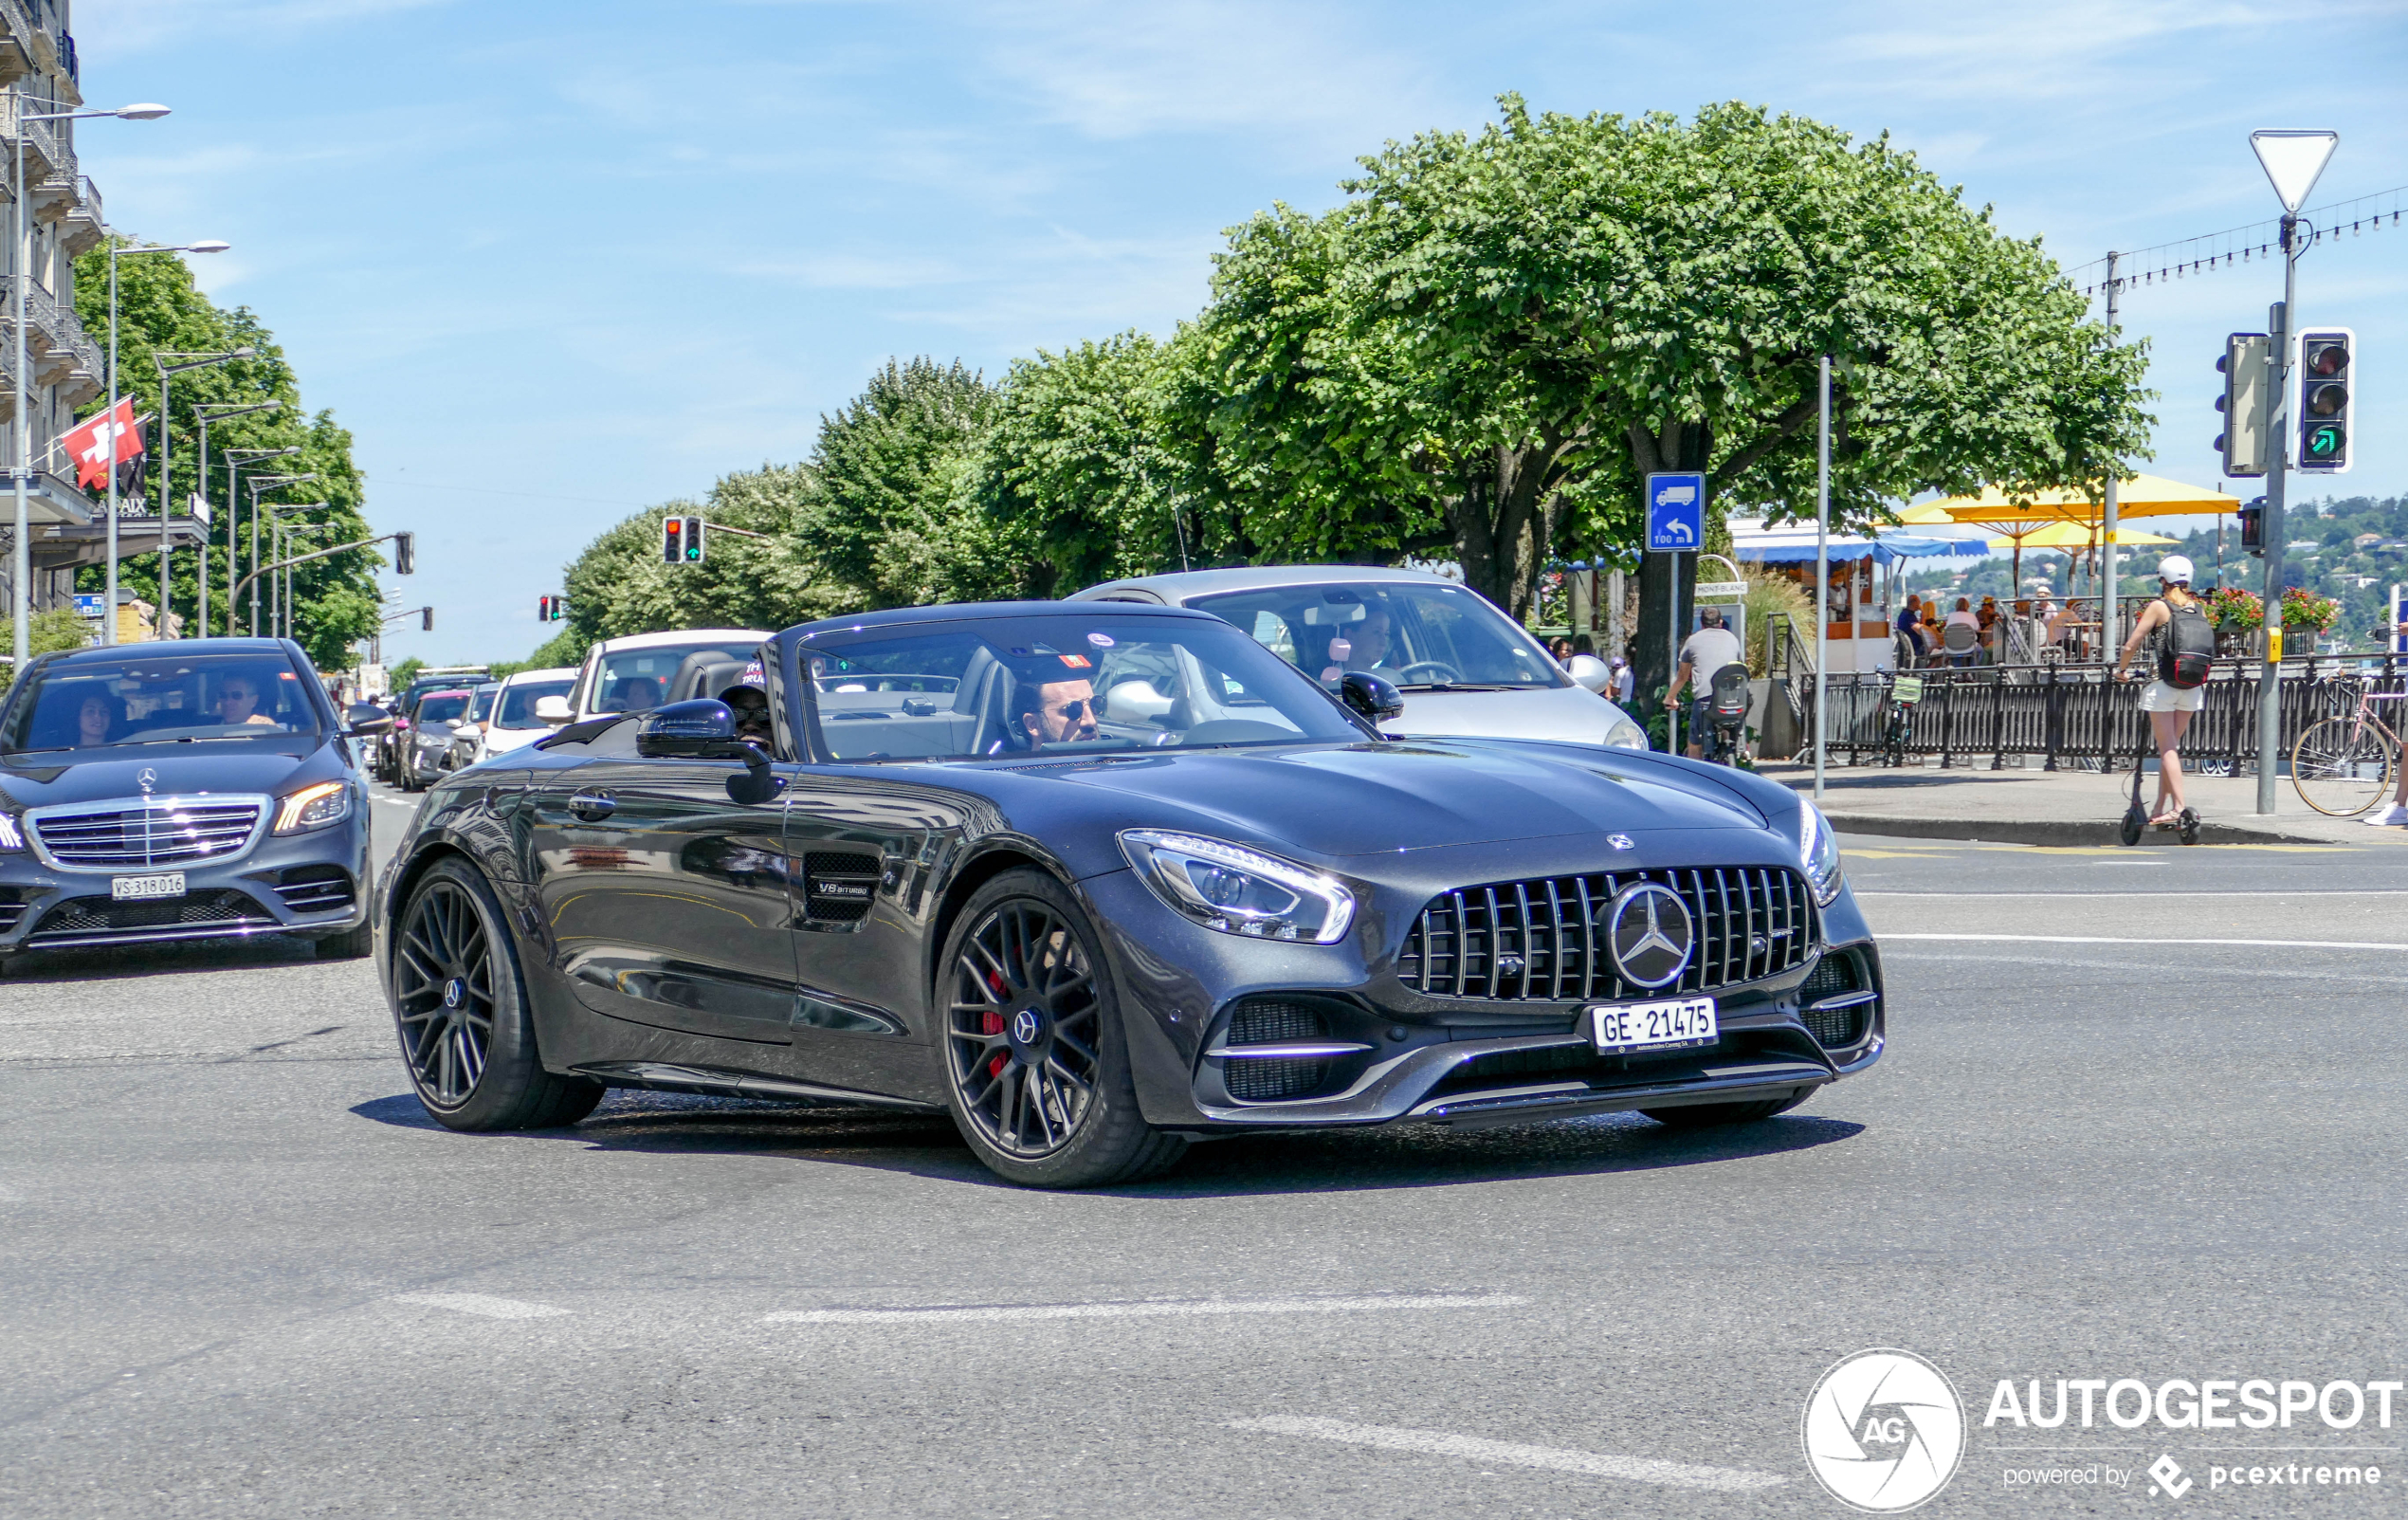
left=392, top=1291, right=570, bottom=1320
left=764, top=1292, right=1524, bottom=1325
left=1228, top=1416, right=1786, bottom=1493
left=1886, top=933, right=2408, bottom=949
left=1860, top=890, right=2408, bottom=898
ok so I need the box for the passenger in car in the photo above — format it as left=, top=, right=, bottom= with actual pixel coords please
left=1012, top=670, right=1101, bottom=749
left=74, top=691, right=123, bottom=748
left=215, top=675, right=280, bottom=727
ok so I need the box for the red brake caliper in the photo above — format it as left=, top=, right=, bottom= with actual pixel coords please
left=983, top=971, right=1008, bottom=1076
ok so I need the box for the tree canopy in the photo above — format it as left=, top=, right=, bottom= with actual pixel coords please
left=71, top=240, right=378, bottom=668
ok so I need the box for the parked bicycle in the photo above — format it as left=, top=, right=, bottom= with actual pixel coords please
left=2291, top=674, right=2408, bottom=815
left=1880, top=672, right=1923, bottom=768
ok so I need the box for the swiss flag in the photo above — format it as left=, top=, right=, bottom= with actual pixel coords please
left=62, top=397, right=143, bottom=492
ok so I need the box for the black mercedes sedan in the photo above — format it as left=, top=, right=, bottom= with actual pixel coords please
left=375, top=602, right=1882, bottom=1187
left=0, top=638, right=392, bottom=968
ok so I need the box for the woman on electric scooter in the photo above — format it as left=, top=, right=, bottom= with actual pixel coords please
left=2111, top=555, right=2210, bottom=831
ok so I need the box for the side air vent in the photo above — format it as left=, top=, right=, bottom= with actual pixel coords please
left=1213, top=998, right=1374, bottom=1103
left=1798, top=950, right=1877, bottom=1051
left=801, top=852, right=880, bottom=924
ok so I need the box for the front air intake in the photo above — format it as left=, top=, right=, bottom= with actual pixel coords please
left=1798, top=950, right=1876, bottom=1051
left=1218, top=998, right=1338, bottom=1103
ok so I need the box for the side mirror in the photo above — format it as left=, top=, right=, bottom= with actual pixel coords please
left=635, top=699, right=751, bottom=760
left=1340, top=671, right=1404, bottom=723
left=534, top=694, right=574, bottom=725
left=1566, top=654, right=1613, bottom=694
left=344, top=702, right=393, bottom=735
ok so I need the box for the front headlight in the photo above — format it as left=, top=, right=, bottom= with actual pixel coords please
left=275, top=780, right=351, bottom=833
left=1603, top=708, right=1648, bottom=749
left=1118, top=830, right=1356, bottom=944
left=1797, top=795, right=1843, bottom=907
left=0, top=813, right=23, bottom=852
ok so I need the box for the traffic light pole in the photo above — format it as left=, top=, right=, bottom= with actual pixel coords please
left=229, top=531, right=408, bottom=624
left=2254, top=223, right=2296, bottom=815
left=2102, top=252, right=2121, bottom=652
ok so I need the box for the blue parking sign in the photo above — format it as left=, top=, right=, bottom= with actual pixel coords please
left=1646, top=473, right=1705, bottom=551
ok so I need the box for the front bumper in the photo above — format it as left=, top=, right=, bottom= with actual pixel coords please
left=1080, top=859, right=1884, bottom=1133
left=0, top=815, right=372, bottom=954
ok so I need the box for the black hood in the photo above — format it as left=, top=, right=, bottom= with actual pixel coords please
left=0, top=738, right=326, bottom=811
left=1027, top=739, right=1768, bottom=860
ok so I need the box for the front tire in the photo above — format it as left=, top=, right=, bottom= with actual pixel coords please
left=938, top=869, right=1185, bottom=1188
left=392, top=858, right=602, bottom=1130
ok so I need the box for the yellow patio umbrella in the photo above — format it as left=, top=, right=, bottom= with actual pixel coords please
left=1988, top=523, right=2179, bottom=550
left=1922, top=472, right=2240, bottom=524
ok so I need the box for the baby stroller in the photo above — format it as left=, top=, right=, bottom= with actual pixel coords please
left=1701, top=661, right=1751, bottom=767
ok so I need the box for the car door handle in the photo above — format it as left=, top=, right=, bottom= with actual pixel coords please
left=568, top=790, right=615, bottom=821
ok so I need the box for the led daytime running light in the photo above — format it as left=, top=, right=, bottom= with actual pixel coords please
left=1798, top=795, right=1844, bottom=907
left=275, top=781, right=348, bottom=833
left=1119, top=830, right=1356, bottom=944
left=0, top=813, right=22, bottom=851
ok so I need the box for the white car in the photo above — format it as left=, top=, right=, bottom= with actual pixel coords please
left=1067, top=565, right=1648, bottom=750
left=538, top=628, right=773, bottom=727
left=475, top=667, right=578, bottom=760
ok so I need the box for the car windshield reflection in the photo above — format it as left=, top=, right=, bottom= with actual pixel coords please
left=1185, top=580, right=1567, bottom=691
left=1, top=651, right=322, bottom=755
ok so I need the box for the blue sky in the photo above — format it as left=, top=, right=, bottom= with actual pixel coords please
left=80, top=0, right=2408, bottom=662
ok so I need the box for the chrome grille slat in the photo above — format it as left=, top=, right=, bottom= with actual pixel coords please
left=1400, top=866, right=1816, bottom=1002
left=27, top=797, right=268, bottom=871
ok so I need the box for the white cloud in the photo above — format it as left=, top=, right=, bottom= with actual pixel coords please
left=76, top=0, right=457, bottom=55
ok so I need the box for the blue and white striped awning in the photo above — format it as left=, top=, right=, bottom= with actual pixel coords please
left=1733, top=527, right=1989, bottom=565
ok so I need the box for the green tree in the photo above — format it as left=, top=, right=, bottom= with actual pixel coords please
left=979, top=333, right=1202, bottom=594
left=0, top=607, right=95, bottom=693
left=800, top=357, right=1012, bottom=606
left=1177, top=99, right=2154, bottom=698
left=71, top=239, right=379, bottom=668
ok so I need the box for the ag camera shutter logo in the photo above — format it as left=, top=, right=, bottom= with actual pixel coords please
left=1802, top=1349, right=1966, bottom=1511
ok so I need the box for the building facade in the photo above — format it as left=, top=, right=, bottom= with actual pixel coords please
left=0, top=1, right=173, bottom=629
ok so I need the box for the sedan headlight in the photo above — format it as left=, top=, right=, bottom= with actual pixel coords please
left=1797, top=795, right=1843, bottom=907
left=0, top=813, right=23, bottom=852
left=1118, top=830, right=1355, bottom=944
left=275, top=780, right=352, bottom=833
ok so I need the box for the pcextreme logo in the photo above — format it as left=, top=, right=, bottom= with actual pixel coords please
left=1802, top=1349, right=1967, bottom=1512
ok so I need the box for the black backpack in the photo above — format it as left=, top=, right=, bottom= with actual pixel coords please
left=2157, top=600, right=2216, bottom=689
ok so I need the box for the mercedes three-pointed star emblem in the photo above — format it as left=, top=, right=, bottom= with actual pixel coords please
left=137, top=767, right=157, bottom=795
left=1603, top=882, right=1694, bottom=990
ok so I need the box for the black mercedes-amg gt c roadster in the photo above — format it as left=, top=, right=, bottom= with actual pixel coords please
left=375, top=601, right=1882, bottom=1187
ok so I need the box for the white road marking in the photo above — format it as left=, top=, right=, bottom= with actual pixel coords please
left=392, top=1291, right=570, bottom=1320
left=1229, top=1415, right=1786, bottom=1493
left=1886, top=933, right=2408, bottom=950
left=1860, top=889, right=2408, bottom=897
left=764, top=1292, right=1524, bottom=1325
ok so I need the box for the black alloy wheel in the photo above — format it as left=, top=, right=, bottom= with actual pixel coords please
left=939, top=870, right=1185, bottom=1188
left=392, top=858, right=602, bottom=1131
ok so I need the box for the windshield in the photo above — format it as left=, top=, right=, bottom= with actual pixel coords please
left=593, top=642, right=759, bottom=714
left=1187, top=580, right=1568, bottom=690
left=469, top=686, right=500, bottom=722
left=415, top=692, right=470, bottom=724
left=1, top=651, right=322, bottom=754
left=800, top=613, right=1366, bottom=763
left=495, top=679, right=572, bottom=729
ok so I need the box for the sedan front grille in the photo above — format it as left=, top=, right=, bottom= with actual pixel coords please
left=27, top=797, right=267, bottom=871
left=1398, top=867, right=1815, bottom=1002
left=27, top=889, right=277, bottom=945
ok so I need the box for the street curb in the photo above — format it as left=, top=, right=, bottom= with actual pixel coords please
left=1819, top=813, right=2341, bottom=848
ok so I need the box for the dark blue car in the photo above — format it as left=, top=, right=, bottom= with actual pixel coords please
left=0, top=638, right=392, bottom=967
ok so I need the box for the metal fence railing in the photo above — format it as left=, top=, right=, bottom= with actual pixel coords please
left=1796, top=655, right=2408, bottom=774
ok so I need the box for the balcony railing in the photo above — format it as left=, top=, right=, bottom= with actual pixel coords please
left=0, top=87, right=65, bottom=179
left=56, top=171, right=99, bottom=255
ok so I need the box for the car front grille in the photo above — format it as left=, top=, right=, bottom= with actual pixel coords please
left=1798, top=948, right=1877, bottom=1050
left=27, top=889, right=278, bottom=946
left=28, top=797, right=266, bottom=871
left=1398, top=867, right=1815, bottom=1002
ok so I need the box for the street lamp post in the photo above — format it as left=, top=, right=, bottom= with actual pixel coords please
left=190, top=400, right=277, bottom=641
left=245, top=472, right=315, bottom=634
left=101, top=237, right=228, bottom=644
left=221, top=446, right=298, bottom=635
left=276, top=512, right=332, bottom=640
left=11, top=100, right=170, bottom=663
left=151, top=348, right=253, bottom=638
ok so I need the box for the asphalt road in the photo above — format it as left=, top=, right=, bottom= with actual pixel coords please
left=2, top=801, right=2402, bottom=1518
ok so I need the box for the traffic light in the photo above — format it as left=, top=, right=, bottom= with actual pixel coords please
left=684, top=515, right=704, bottom=563
left=421, top=607, right=434, bottom=632
left=663, top=517, right=684, bottom=563
left=393, top=530, right=415, bottom=576
left=2238, top=496, right=2265, bottom=556
left=2297, top=328, right=2353, bottom=473
left=2216, top=332, right=2270, bottom=478
left=537, top=594, right=567, bottom=622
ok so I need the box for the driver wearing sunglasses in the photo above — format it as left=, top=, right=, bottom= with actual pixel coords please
left=1015, top=676, right=1101, bottom=749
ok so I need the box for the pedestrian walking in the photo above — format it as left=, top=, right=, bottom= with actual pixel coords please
left=2111, top=555, right=2216, bottom=828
